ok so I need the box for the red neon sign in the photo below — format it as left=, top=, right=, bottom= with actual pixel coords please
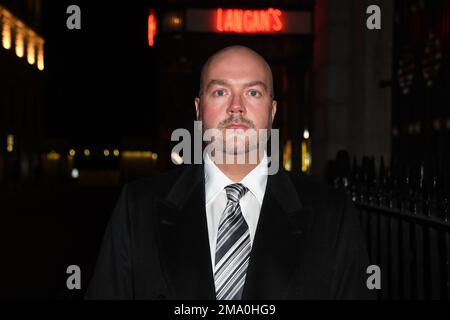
left=215, top=8, right=283, bottom=34
left=148, top=9, right=157, bottom=47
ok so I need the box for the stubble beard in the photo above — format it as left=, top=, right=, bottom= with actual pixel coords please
left=199, top=104, right=273, bottom=162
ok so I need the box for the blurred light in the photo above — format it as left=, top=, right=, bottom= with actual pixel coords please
left=301, top=141, right=311, bottom=173
left=166, top=13, right=183, bottom=28
left=113, top=149, right=120, bottom=157
left=122, top=151, right=152, bottom=159
left=148, top=9, right=157, bottom=47
left=15, top=35, right=24, bottom=58
left=104, top=149, right=110, bottom=157
left=27, top=35, right=35, bottom=64
left=1, top=6, right=44, bottom=70
left=303, top=129, right=310, bottom=140
left=1, top=13, right=11, bottom=49
left=6, top=134, right=14, bottom=152
left=171, top=16, right=182, bottom=26
left=171, top=152, right=183, bottom=165
left=162, top=11, right=184, bottom=32
left=283, top=140, right=292, bottom=171
left=152, top=153, right=158, bottom=160
left=47, top=151, right=61, bottom=160
left=84, top=149, right=90, bottom=157
left=71, top=168, right=79, bottom=179
left=216, top=8, right=283, bottom=34
left=15, top=23, right=24, bottom=58
left=69, top=149, right=76, bottom=156
left=37, top=41, right=44, bottom=70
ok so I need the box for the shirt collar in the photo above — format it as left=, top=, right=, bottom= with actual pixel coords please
left=204, top=152, right=268, bottom=206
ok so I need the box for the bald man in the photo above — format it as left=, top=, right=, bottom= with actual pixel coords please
left=85, top=46, right=374, bottom=300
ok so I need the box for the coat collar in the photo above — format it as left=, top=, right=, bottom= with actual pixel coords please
left=156, top=165, right=312, bottom=299
left=242, top=169, right=313, bottom=299
left=156, top=165, right=216, bottom=299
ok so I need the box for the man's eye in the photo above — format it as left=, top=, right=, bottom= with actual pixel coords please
left=248, top=90, right=262, bottom=97
left=213, top=90, right=226, bottom=97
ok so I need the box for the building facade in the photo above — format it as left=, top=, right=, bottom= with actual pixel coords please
left=0, top=0, right=45, bottom=188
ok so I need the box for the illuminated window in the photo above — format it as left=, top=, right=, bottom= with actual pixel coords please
left=301, top=140, right=312, bottom=174
left=1, top=6, right=44, bottom=70
left=283, top=140, right=292, bottom=171
left=37, top=40, right=44, bottom=70
left=6, top=134, right=14, bottom=152
left=1, top=11, right=12, bottom=49
left=27, top=32, right=35, bottom=64
left=15, top=22, right=24, bottom=58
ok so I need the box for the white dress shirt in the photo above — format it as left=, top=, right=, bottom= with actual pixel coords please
left=204, top=153, right=268, bottom=271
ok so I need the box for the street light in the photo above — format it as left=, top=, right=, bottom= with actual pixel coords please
left=6, top=134, right=14, bottom=152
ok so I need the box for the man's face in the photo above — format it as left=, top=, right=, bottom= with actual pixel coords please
left=195, top=50, right=277, bottom=156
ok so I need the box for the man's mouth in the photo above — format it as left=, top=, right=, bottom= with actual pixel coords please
left=224, top=123, right=249, bottom=130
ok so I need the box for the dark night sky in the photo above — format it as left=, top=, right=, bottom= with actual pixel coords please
left=41, top=1, right=159, bottom=144
left=39, top=0, right=315, bottom=146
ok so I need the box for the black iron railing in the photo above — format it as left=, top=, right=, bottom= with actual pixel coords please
left=330, top=150, right=450, bottom=300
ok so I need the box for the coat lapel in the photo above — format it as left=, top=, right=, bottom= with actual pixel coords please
left=155, top=165, right=312, bottom=300
left=242, top=170, right=313, bottom=299
left=155, top=165, right=216, bottom=299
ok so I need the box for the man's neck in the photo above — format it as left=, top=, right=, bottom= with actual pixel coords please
left=212, top=153, right=262, bottom=182
left=215, top=162, right=258, bottom=182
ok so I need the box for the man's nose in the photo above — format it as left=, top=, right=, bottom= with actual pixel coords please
left=227, top=93, right=246, bottom=115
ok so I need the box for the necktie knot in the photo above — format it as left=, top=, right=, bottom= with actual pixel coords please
left=225, top=183, right=248, bottom=203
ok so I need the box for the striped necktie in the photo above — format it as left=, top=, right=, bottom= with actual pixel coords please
left=214, top=183, right=251, bottom=300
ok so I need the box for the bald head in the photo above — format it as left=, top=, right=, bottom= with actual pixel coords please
left=198, top=45, right=274, bottom=98
left=194, top=45, right=278, bottom=157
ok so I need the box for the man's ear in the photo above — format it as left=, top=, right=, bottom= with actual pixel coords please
left=194, top=97, right=200, bottom=120
left=271, top=100, right=277, bottom=122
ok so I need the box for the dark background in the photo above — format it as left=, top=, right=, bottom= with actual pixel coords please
left=0, top=0, right=449, bottom=299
